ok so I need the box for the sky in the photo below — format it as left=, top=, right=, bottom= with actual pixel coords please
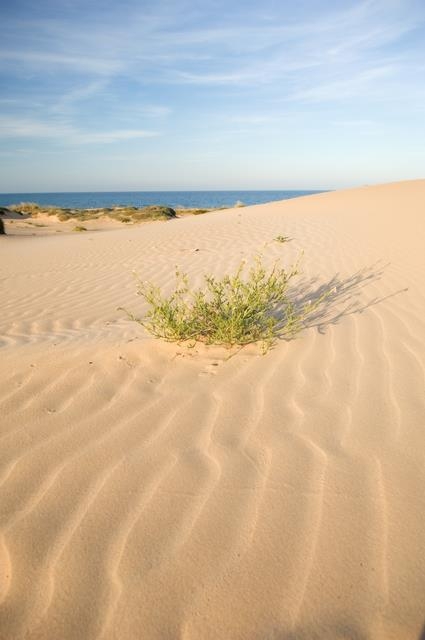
left=0, top=0, right=424, bottom=192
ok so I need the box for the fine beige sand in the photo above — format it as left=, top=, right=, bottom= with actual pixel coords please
left=1, top=180, right=425, bottom=639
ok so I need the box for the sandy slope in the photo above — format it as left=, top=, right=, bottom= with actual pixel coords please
left=1, top=180, right=425, bottom=640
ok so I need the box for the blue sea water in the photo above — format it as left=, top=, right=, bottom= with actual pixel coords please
left=0, top=190, right=323, bottom=210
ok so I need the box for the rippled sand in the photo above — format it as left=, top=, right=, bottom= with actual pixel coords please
left=1, top=180, right=425, bottom=639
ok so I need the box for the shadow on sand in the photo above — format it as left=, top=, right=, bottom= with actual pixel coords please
left=281, top=261, right=408, bottom=337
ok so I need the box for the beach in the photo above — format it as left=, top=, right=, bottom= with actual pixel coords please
left=1, top=179, right=425, bottom=639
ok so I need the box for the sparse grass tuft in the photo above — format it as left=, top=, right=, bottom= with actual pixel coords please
left=45, top=208, right=65, bottom=217
left=121, top=256, right=328, bottom=351
left=73, top=225, right=87, bottom=232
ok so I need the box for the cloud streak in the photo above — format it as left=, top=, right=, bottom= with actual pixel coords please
left=0, top=117, right=159, bottom=144
left=2, top=0, right=423, bottom=87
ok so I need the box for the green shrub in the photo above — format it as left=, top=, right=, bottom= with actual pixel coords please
left=142, top=205, right=176, bottom=218
left=75, top=213, right=99, bottom=221
left=9, top=202, right=40, bottom=214
left=121, top=256, right=326, bottom=351
left=108, top=211, right=133, bottom=221
left=58, top=212, right=72, bottom=221
left=131, top=206, right=177, bottom=221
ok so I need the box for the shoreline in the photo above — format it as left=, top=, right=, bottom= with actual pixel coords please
left=0, top=202, right=226, bottom=236
left=0, top=189, right=325, bottom=212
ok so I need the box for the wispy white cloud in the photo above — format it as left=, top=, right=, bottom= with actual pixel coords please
left=0, top=117, right=159, bottom=144
left=0, top=49, right=121, bottom=75
left=2, top=0, right=422, bottom=87
left=51, top=80, right=109, bottom=115
left=80, top=129, right=159, bottom=144
left=228, top=115, right=279, bottom=125
left=288, top=64, right=402, bottom=103
left=130, top=105, right=172, bottom=118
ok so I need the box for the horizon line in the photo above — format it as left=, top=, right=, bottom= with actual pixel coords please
left=0, top=188, right=329, bottom=195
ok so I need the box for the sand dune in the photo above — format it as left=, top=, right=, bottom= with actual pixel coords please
left=1, top=180, right=425, bottom=639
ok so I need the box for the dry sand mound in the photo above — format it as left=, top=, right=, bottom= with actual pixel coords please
left=1, top=180, right=425, bottom=639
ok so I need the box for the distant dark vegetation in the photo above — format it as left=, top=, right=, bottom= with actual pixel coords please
left=6, top=202, right=239, bottom=223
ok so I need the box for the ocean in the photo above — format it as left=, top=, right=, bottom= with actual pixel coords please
left=0, top=190, right=323, bottom=210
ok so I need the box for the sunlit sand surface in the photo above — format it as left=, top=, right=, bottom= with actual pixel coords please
left=1, top=180, right=425, bottom=639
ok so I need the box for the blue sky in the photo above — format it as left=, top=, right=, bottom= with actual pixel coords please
left=1, top=0, right=424, bottom=192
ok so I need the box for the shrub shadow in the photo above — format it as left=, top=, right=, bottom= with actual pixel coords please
left=278, top=261, right=408, bottom=337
